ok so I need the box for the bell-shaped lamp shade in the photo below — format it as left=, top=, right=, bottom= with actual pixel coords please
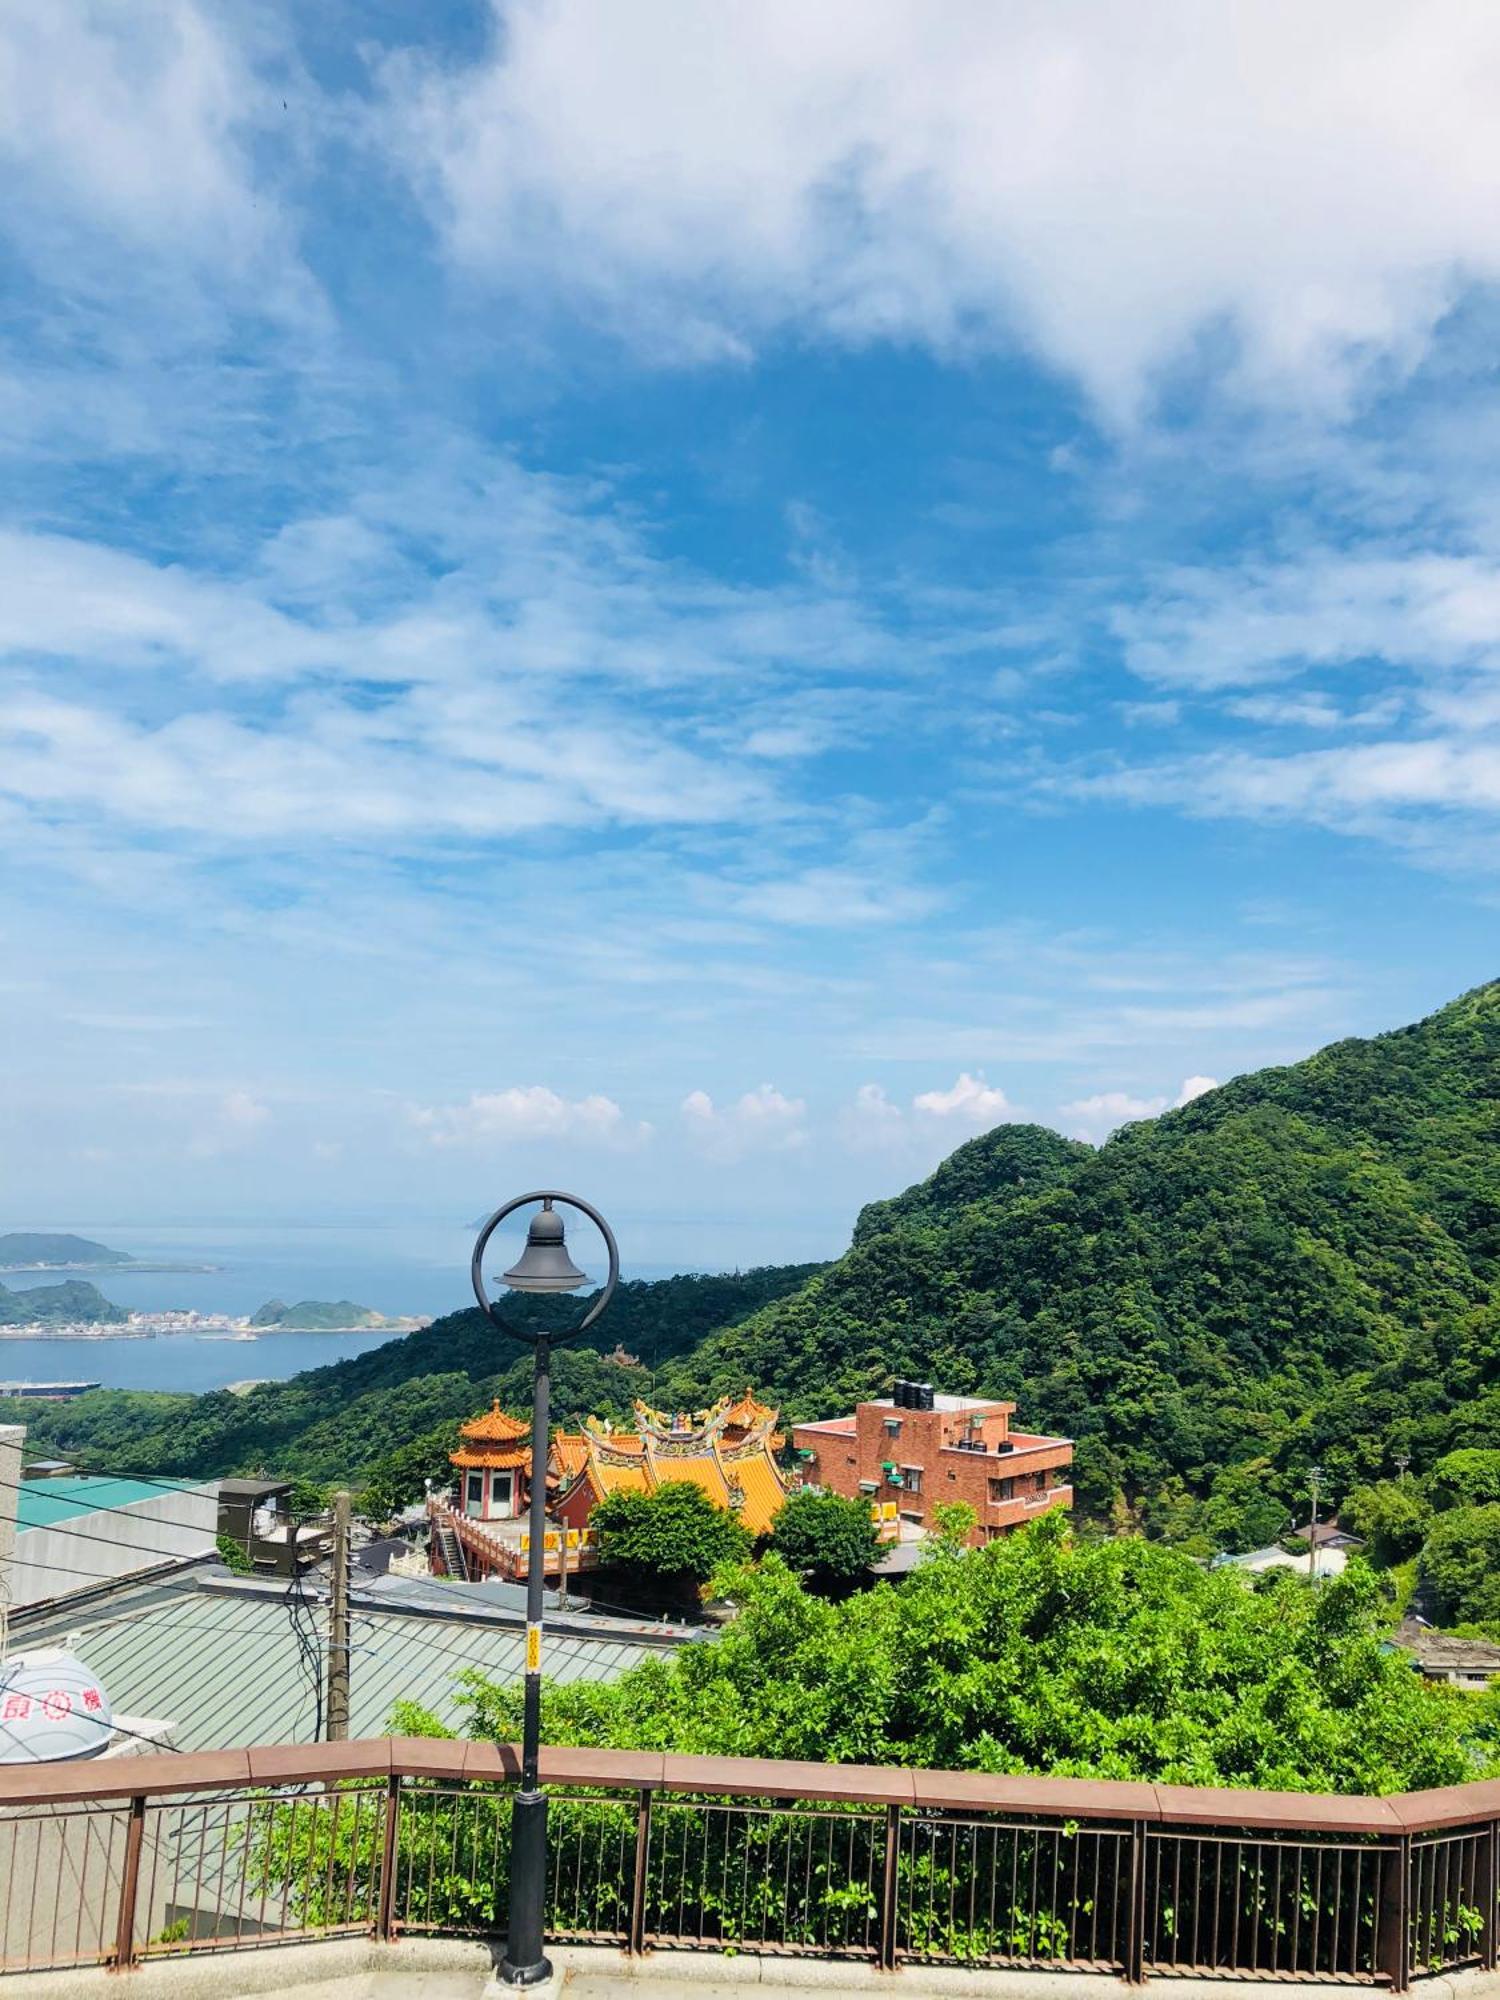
left=500, top=1200, right=589, bottom=1293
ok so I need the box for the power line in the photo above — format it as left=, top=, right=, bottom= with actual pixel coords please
left=0, top=1475, right=225, bottom=1567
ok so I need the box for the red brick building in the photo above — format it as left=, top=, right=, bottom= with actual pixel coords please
left=791, top=1379, right=1072, bottom=1546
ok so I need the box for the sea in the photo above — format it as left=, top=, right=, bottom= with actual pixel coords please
left=0, top=1214, right=838, bottom=1397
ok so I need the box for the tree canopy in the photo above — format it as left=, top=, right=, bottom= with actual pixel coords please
left=765, top=1488, right=880, bottom=1592
left=441, top=1517, right=1496, bottom=1795
left=592, top=1480, right=753, bottom=1605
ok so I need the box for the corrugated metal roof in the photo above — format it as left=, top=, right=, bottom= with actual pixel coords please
left=15, top=1476, right=208, bottom=1530
left=14, top=1577, right=654, bottom=1750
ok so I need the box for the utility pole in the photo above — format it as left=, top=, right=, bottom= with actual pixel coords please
left=327, top=1490, right=351, bottom=1742
left=1308, top=1465, right=1323, bottom=1581
left=1396, top=1452, right=1411, bottom=1483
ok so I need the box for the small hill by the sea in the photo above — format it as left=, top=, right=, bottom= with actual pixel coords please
left=0, top=1232, right=130, bottom=1269
left=250, top=1298, right=402, bottom=1331
left=0, top=1278, right=126, bottom=1326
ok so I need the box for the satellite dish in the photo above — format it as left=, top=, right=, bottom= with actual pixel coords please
left=0, top=1649, right=114, bottom=1763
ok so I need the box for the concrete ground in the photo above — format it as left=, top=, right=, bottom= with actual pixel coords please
left=7, top=1941, right=1500, bottom=2000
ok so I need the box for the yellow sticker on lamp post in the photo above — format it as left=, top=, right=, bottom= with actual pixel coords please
left=526, top=1624, right=542, bottom=1673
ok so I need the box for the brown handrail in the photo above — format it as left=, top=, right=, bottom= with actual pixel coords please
left=0, top=1734, right=1496, bottom=1835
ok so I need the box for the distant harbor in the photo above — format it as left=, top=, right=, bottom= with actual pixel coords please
left=4, top=1308, right=432, bottom=1341
left=0, top=1260, right=222, bottom=1275
left=0, top=1380, right=101, bottom=1400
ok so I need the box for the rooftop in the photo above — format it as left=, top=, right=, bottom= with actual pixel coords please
left=12, top=1572, right=658, bottom=1748
left=15, top=1475, right=211, bottom=1531
left=870, top=1393, right=1012, bottom=1414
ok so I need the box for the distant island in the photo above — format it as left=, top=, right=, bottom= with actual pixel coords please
left=0, top=1278, right=425, bottom=1341
left=0, top=1231, right=218, bottom=1275
left=0, top=1278, right=129, bottom=1328
left=0, top=1232, right=131, bottom=1269
left=249, top=1298, right=417, bottom=1332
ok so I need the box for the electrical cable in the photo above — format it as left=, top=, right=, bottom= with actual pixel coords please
left=0, top=1474, right=233, bottom=1569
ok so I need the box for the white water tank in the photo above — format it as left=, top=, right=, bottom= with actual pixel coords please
left=0, top=1649, right=114, bottom=1763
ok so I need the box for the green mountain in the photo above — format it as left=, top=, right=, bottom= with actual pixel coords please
left=0, top=1279, right=126, bottom=1326
left=12, top=1264, right=826, bottom=1486
left=15, top=979, right=1500, bottom=1550
left=659, top=979, right=1500, bottom=1549
left=0, top=1232, right=130, bottom=1268
left=250, top=1299, right=390, bottom=1330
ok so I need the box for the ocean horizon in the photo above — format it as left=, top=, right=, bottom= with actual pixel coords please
left=0, top=1217, right=837, bottom=1395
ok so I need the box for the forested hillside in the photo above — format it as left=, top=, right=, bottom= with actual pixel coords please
left=16, top=981, right=1499, bottom=1551
left=9, top=1264, right=823, bottom=1495
left=661, top=980, right=1500, bottom=1549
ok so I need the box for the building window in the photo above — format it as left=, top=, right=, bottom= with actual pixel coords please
left=901, top=1467, right=923, bottom=1495
left=883, top=1416, right=902, bottom=1435
left=989, top=1477, right=1015, bottom=1503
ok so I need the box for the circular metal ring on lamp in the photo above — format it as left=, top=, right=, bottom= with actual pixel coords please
left=470, top=1190, right=620, bottom=1344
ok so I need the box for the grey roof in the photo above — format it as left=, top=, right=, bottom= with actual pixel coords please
left=1394, top=1621, right=1500, bottom=1672
left=13, top=1574, right=656, bottom=1750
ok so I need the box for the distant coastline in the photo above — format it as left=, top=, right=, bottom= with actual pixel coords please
left=0, top=1261, right=223, bottom=1275
left=0, top=1308, right=430, bottom=1341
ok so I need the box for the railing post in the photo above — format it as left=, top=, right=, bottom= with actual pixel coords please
left=1379, top=1835, right=1411, bottom=1993
left=627, top=1788, right=653, bottom=1955
left=1125, top=1817, right=1149, bottom=1983
left=376, top=1773, right=402, bottom=1943
left=877, top=1803, right=901, bottom=1971
left=1485, top=1822, right=1499, bottom=1972
left=110, top=1794, right=146, bottom=1973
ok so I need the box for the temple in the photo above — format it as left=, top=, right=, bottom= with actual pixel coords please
left=428, top=1389, right=789, bottom=1584
left=552, top=1390, right=787, bottom=1538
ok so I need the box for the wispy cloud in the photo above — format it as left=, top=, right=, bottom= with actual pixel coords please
left=389, top=1, right=1500, bottom=417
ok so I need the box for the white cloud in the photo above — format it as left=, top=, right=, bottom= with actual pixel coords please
left=0, top=3, right=266, bottom=255
left=913, top=1072, right=1014, bottom=1126
left=1176, top=1074, right=1218, bottom=1105
left=393, top=1, right=1500, bottom=414
left=1086, top=740, right=1500, bottom=827
left=839, top=1071, right=1017, bottom=1157
left=412, top=1086, right=646, bottom=1150
left=681, top=1084, right=807, bottom=1160
left=1115, top=553, right=1500, bottom=692
left=1062, top=1073, right=1221, bottom=1142
left=837, top=1082, right=911, bottom=1153
left=1060, top=1090, right=1165, bottom=1143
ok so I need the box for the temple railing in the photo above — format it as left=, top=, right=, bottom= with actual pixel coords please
left=1, top=1738, right=1498, bottom=1984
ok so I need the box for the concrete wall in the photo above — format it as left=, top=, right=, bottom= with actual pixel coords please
left=11, top=1490, right=219, bottom=1609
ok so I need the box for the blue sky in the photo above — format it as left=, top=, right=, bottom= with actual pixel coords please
left=3, top=2, right=1498, bottom=1266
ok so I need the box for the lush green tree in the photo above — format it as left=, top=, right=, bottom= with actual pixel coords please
left=593, top=1481, right=752, bottom=1607
left=1427, top=1449, right=1500, bottom=1511
left=1423, top=1505, right=1500, bottom=1625
left=767, top=1489, right=880, bottom=1592
left=1342, top=1480, right=1432, bottom=1565
left=359, top=1422, right=462, bottom=1520
left=452, top=1515, right=1492, bottom=1794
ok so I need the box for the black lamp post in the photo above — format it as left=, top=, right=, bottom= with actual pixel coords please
left=471, top=1192, right=619, bottom=1989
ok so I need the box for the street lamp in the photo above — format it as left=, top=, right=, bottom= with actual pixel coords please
left=471, top=1192, right=619, bottom=1989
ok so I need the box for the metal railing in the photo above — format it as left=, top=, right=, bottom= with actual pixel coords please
left=2, top=1740, right=1500, bottom=1984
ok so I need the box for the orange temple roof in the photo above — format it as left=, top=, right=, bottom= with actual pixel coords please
left=553, top=1388, right=788, bottom=1535
left=450, top=1399, right=534, bottom=1474
left=459, top=1399, right=529, bottom=1444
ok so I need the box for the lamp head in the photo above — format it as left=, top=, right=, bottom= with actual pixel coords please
left=500, top=1198, right=589, bottom=1293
